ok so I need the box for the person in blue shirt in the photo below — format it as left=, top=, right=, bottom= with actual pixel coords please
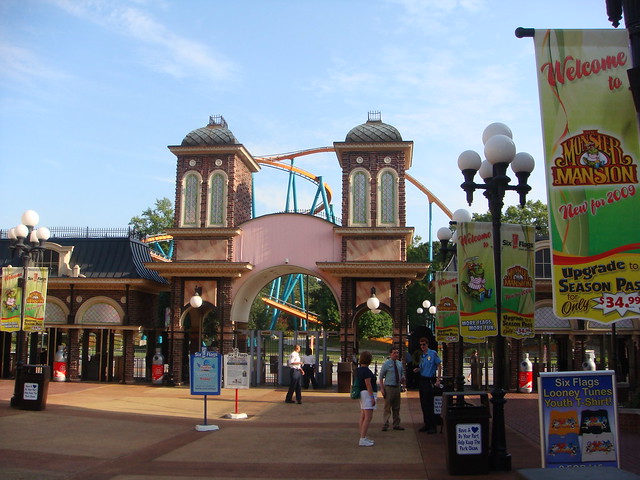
left=413, top=337, right=442, bottom=434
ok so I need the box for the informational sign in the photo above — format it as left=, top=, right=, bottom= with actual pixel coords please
left=532, top=29, right=640, bottom=324
left=223, top=348, right=251, bottom=389
left=23, top=267, right=48, bottom=333
left=23, top=382, right=39, bottom=401
left=189, top=348, right=221, bottom=396
left=455, top=423, right=483, bottom=455
left=538, top=370, right=619, bottom=469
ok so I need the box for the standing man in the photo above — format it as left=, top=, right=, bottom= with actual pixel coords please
left=413, top=337, right=442, bottom=434
left=302, top=347, right=319, bottom=389
left=379, top=346, right=405, bottom=431
left=285, top=344, right=303, bottom=404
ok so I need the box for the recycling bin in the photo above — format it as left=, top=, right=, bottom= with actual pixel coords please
left=13, top=364, right=51, bottom=411
left=443, top=392, right=490, bottom=475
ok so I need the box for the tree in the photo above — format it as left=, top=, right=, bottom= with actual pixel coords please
left=129, top=197, right=174, bottom=236
left=471, top=199, right=549, bottom=236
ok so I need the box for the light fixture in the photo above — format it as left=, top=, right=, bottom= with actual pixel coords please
left=422, top=299, right=431, bottom=309
left=190, top=287, right=203, bottom=309
left=366, top=287, right=380, bottom=310
left=457, top=123, right=534, bottom=472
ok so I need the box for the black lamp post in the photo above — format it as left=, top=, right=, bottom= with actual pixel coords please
left=437, top=208, right=471, bottom=395
left=457, top=123, right=534, bottom=472
left=416, top=300, right=436, bottom=332
left=7, top=210, right=50, bottom=407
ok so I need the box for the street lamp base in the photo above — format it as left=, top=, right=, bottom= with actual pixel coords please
left=490, top=453, right=512, bottom=472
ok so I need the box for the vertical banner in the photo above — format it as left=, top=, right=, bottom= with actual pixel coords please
left=435, top=271, right=459, bottom=343
left=533, top=29, right=640, bottom=323
left=1, top=267, right=23, bottom=332
left=457, top=222, right=497, bottom=338
left=538, top=371, right=619, bottom=469
left=190, top=347, right=222, bottom=396
left=23, top=267, right=48, bottom=333
left=500, top=224, right=536, bottom=339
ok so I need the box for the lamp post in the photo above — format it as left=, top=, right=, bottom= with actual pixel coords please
left=437, top=208, right=471, bottom=395
left=457, top=123, right=534, bottom=472
left=7, top=210, right=50, bottom=407
left=189, top=287, right=203, bottom=350
left=416, top=300, right=436, bottom=332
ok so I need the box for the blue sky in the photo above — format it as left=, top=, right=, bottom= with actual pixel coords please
left=0, top=0, right=617, bottom=243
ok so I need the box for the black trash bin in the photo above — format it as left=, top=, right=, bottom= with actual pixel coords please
left=443, top=392, right=490, bottom=475
left=14, top=364, right=51, bottom=411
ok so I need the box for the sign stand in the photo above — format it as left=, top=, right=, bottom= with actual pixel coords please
left=190, top=347, right=221, bottom=432
left=223, top=348, right=250, bottom=419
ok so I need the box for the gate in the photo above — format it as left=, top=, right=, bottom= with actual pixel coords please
left=246, top=330, right=339, bottom=387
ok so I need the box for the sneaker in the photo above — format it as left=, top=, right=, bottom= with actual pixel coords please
left=393, top=426, right=405, bottom=431
left=381, top=424, right=389, bottom=431
left=359, top=438, right=374, bottom=447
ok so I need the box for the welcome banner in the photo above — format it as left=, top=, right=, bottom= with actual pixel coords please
left=435, top=271, right=459, bottom=343
left=457, top=222, right=498, bottom=339
left=533, top=29, right=640, bottom=324
left=23, top=267, right=48, bottom=333
left=1, top=267, right=23, bottom=332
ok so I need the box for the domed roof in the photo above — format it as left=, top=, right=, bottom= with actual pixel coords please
left=345, top=112, right=402, bottom=142
left=181, top=115, right=238, bottom=146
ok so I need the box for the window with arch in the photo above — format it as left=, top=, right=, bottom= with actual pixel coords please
left=207, top=170, right=228, bottom=226
left=349, top=168, right=370, bottom=226
left=181, top=171, right=202, bottom=227
left=378, top=168, right=398, bottom=226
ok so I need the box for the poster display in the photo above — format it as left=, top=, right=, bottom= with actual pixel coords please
left=538, top=370, right=619, bottom=469
left=435, top=271, right=459, bottom=343
left=23, top=267, right=48, bottom=333
left=1, top=267, right=23, bottom=332
left=533, top=29, right=640, bottom=324
left=223, top=348, right=251, bottom=389
left=190, top=347, right=221, bottom=396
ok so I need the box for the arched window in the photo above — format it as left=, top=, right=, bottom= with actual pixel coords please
left=181, top=171, right=201, bottom=227
left=378, top=168, right=398, bottom=226
left=76, top=297, right=124, bottom=325
left=207, top=171, right=228, bottom=227
left=350, top=168, right=370, bottom=226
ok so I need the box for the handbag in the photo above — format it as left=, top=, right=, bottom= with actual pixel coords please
left=350, top=373, right=360, bottom=399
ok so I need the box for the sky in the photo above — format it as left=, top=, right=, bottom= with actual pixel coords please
left=0, top=0, right=619, bottom=244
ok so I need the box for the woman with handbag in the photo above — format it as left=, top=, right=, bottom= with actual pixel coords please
left=356, top=350, right=377, bottom=447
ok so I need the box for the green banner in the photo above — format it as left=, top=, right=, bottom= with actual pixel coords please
left=1, top=267, right=23, bottom=332
left=435, top=271, right=459, bottom=343
left=23, top=267, right=48, bottom=333
left=457, top=222, right=497, bottom=338
left=533, top=29, right=640, bottom=323
left=500, top=224, right=536, bottom=339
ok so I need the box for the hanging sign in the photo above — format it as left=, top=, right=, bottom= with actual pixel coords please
left=1, top=267, right=23, bottom=332
left=435, top=271, right=459, bottom=343
left=23, top=267, right=48, bottom=333
left=532, top=29, right=640, bottom=324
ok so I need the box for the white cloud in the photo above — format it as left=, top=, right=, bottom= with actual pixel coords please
left=0, top=43, right=70, bottom=84
left=48, top=0, right=238, bottom=81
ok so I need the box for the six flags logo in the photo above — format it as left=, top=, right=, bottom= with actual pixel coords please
left=552, top=129, right=638, bottom=186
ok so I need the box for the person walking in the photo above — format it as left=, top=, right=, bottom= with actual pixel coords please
left=379, top=346, right=405, bottom=431
left=356, top=350, right=377, bottom=447
left=285, top=344, right=303, bottom=404
left=413, top=337, right=442, bottom=434
left=302, top=347, right=318, bottom=389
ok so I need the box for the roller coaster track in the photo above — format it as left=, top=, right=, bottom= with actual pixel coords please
left=261, top=296, right=320, bottom=324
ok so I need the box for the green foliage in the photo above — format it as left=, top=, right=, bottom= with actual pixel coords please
left=358, top=310, right=393, bottom=339
left=129, top=197, right=174, bottom=236
left=471, top=200, right=548, bottom=236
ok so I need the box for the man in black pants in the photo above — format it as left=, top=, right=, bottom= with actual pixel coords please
left=285, top=345, right=303, bottom=404
left=413, top=337, right=442, bottom=433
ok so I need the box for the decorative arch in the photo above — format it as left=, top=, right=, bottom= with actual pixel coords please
left=75, top=297, right=125, bottom=325
left=45, top=296, right=69, bottom=324
left=349, top=168, right=371, bottom=226
left=377, top=167, right=398, bottom=226
left=180, top=170, right=203, bottom=227
left=207, top=170, right=228, bottom=227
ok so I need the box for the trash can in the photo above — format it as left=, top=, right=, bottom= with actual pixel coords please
left=443, top=392, right=490, bottom=475
left=337, top=362, right=352, bottom=393
left=322, top=360, right=333, bottom=388
left=14, top=364, right=51, bottom=411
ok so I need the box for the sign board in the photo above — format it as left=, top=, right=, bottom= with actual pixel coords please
left=455, top=423, right=483, bottom=455
left=223, top=348, right=250, bottom=389
left=189, top=348, right=221, bottom=396
left=538, top=370, right=619, bottom=468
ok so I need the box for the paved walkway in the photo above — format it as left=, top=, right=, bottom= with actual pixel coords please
left=0, top=379, right=638, bottom=479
